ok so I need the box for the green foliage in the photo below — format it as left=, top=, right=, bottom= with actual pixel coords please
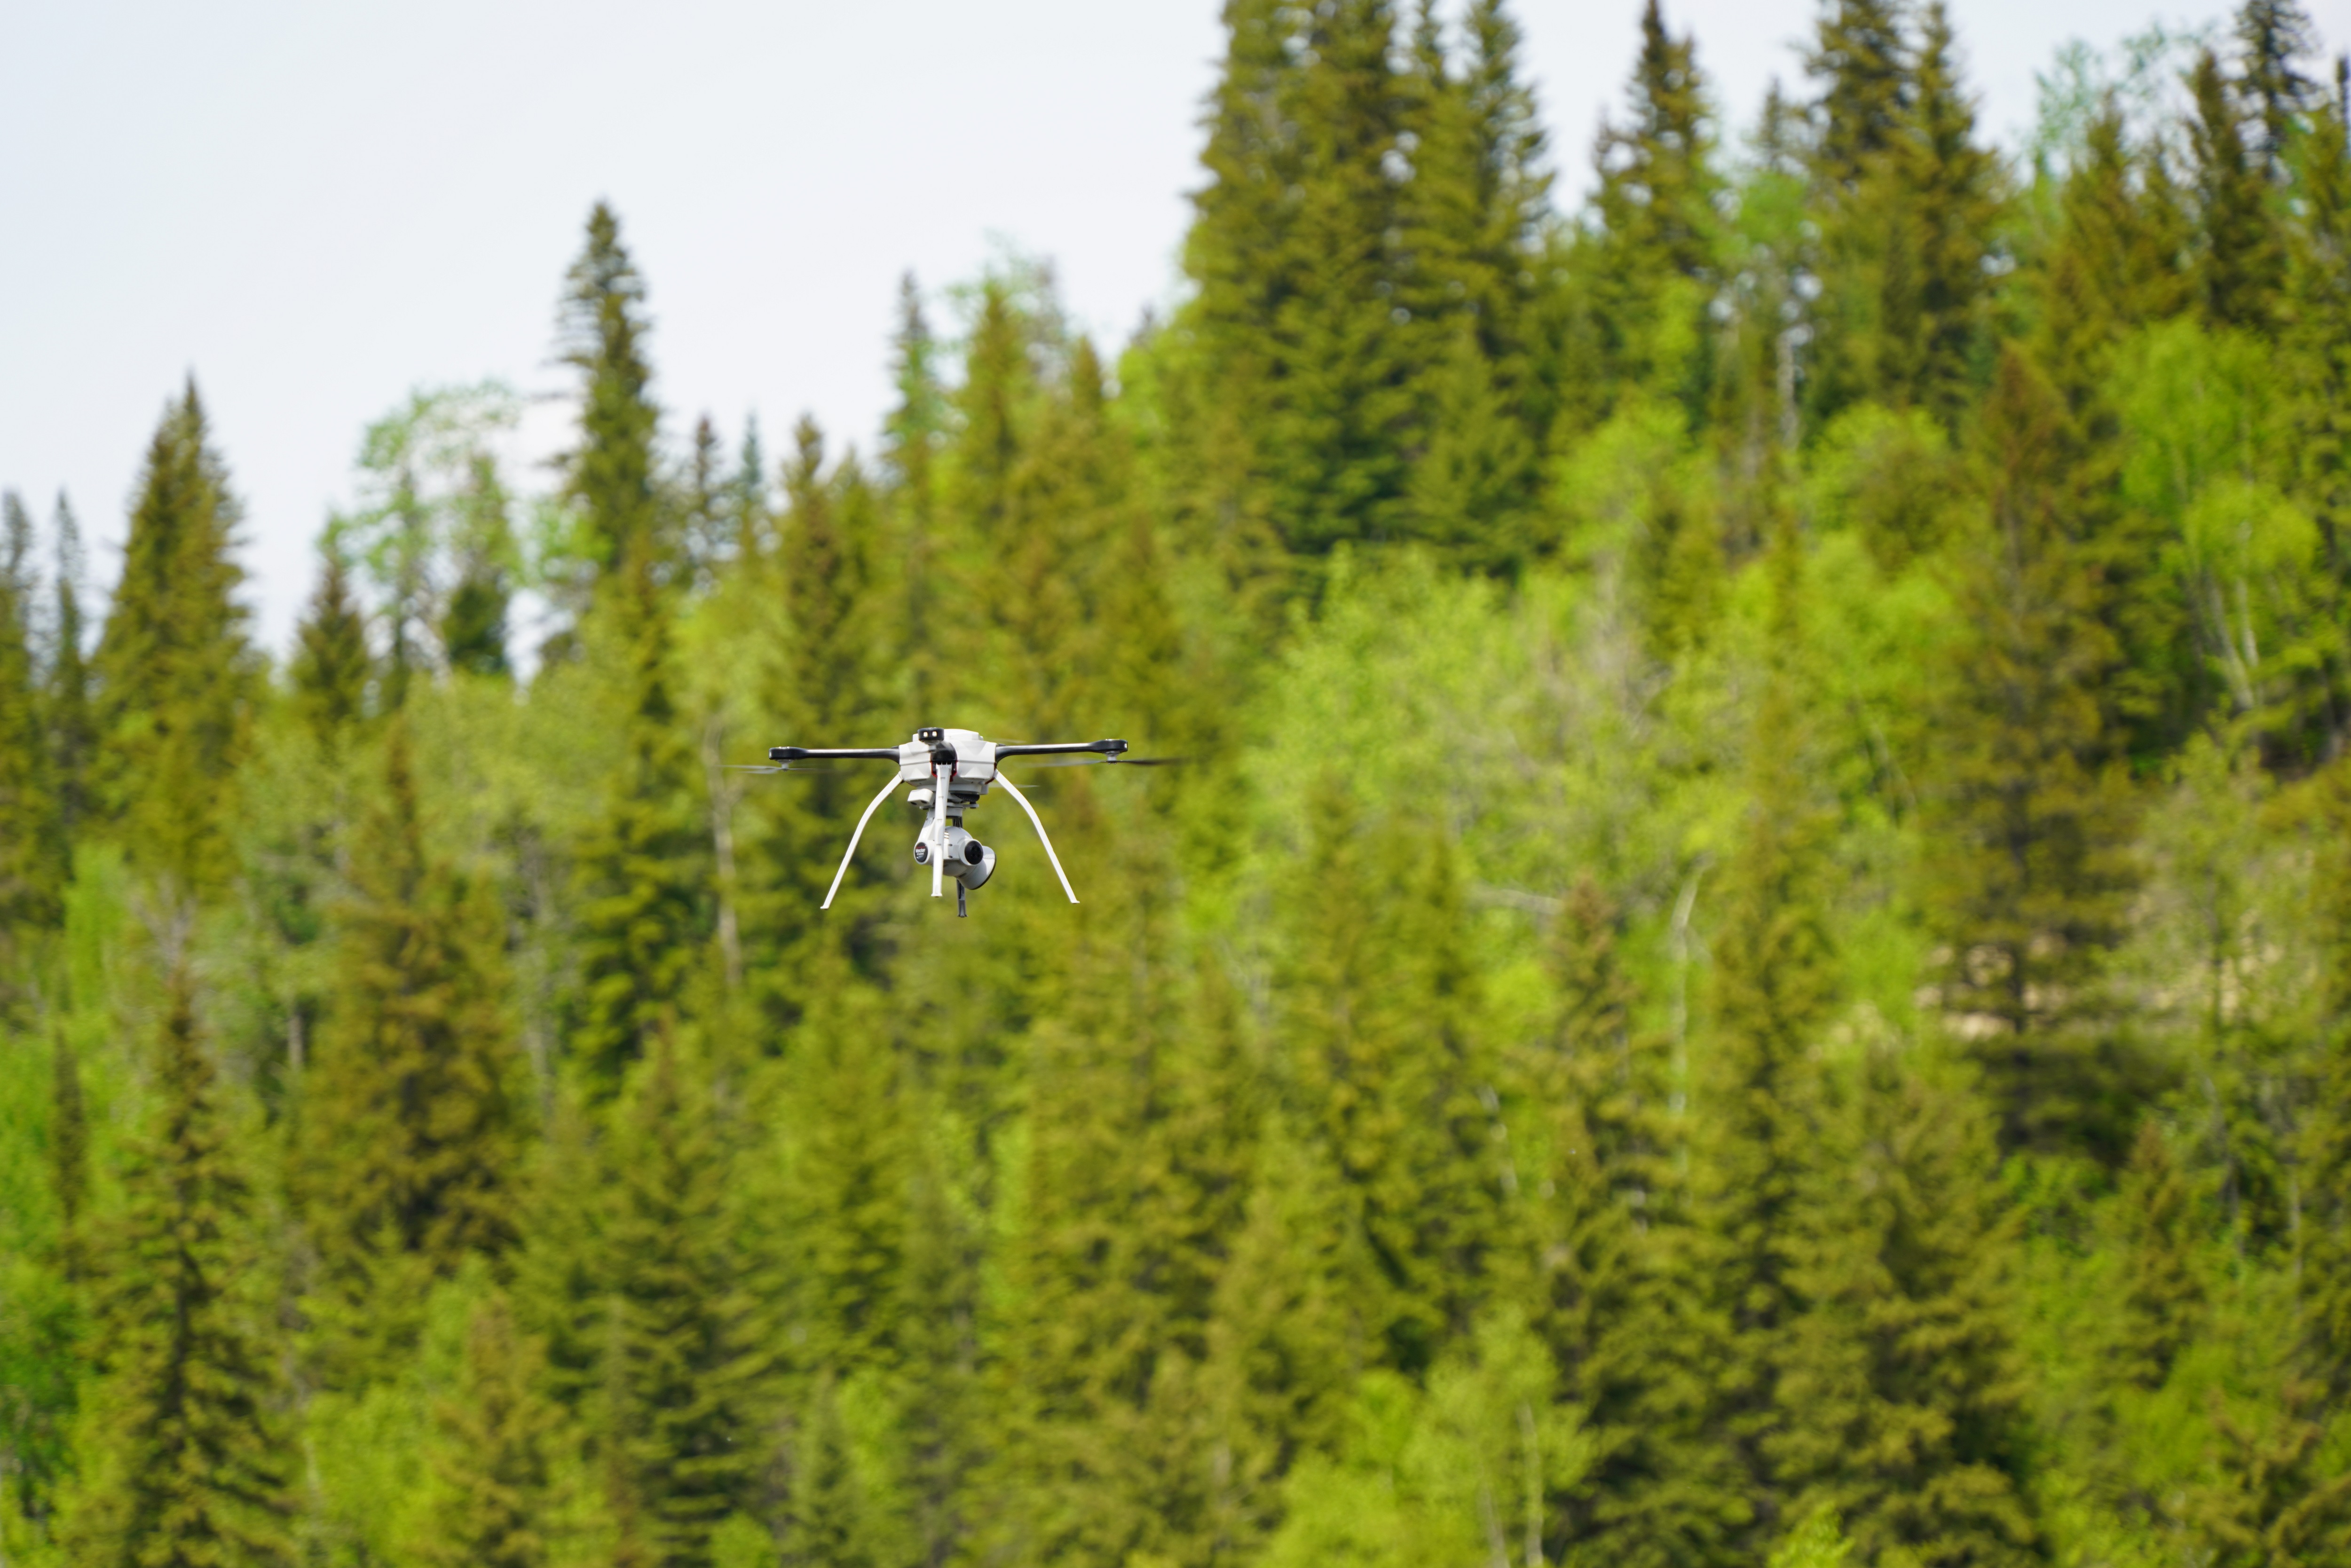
left=63, top=967, right=295, bottom=1568
left=606, top=1038, right=769, bottom=1568
left=298, top=723, right=525, bottom=1382
left=11, top=6, right=2351, bottom=1560
left=292, top=542, right=373, bottom=747
left=90, top=383, right=253, bottom=897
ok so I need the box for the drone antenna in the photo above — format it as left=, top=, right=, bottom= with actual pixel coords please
left=823, top=774, right=905, bottom=910
left=993, top=773, right=1079, bottom=904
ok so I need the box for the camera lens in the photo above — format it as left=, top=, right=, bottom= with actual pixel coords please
left=965, top=839, right=985, bottom=864
left=912, top=842, right=931, bottom=865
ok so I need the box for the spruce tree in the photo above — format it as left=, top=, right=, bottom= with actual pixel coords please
left=64, top=967, right=295, bottom=1568
left=1690, top=546, right=1839, bottom=1546
left=90, top=382, right=253, bottom=896
left=1772, top=1049, right=2037, bottom=1568
left=1898, top=3, right=2002, bottom=430
left=557, top=202, right=662, bottom=597
left=994, top=835, right=1250, bottom=1566
left=2112, top=1119, right=2201, bottom=1389
left=1277, top=780, right=1503, bottom=1374
left=50, top=1030, right=89, bottom=1280
left=1520, top=877, right=1737, bottom=1568
left=2235, top=0, right=2319, bottom=176
left=46, top=493, right=95, bottom=845
left=606, top=1035, right=769, bottom=1568
left=1808, top=0, right=1910, bottom=190
left=1918, top=347, right=2142, bottom=1158
left=2190, top=48, right=2283, bottom=332
left=298, top=722, right=524, bottom=1378
left=0, top=489, right=63, bottom=944
left=747, top=418, right=887, bottom=1017
left=1199, top=1115, right=1368, bottom=1556
left=443, top=451, right=515, bottom=678
left=2296, top=760, right=2351, bottom=1398
left=569, top=530, right=709, bottom=1095
left=1589, top=0, right=1720, bottom=415
left=422, top=1292, right=560, bottom=1568
left=290, top=541, right=372, bottom=747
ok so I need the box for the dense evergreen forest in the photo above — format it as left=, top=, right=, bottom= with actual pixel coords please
left=8, top=0, right=2351, bottom=1562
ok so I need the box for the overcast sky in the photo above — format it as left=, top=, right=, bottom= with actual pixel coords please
left=5, top=0, right=2346, bottom=655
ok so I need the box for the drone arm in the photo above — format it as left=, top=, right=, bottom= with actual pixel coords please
left=822, top=773, right=906, bottom=910
left=993, top=773, right=1079, bottom=904
left=771, top=745, right=904, bottom=762
left=993, top=739, right=1128, bottom=760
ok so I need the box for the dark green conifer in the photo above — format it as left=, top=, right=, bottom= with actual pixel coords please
left=994, top=835, right=1249, bottom=1566
left=747, top=419, right=886, bottom=1018
left=1808, top=0, right=1910, bottom=190
left=2296, top=761, right=2351, bottom=1398
left=2112, top=1119, right=2201, bottom=1389
left=1918, top=348, right=2142, bottom=1158
left=50, top=1029, right=88, bottom=1283
left=569, top=542, right=709, bottom=1095
left=2235, top=0, right=2319, bottom=175
left=1521, top=877, right=1735, bottom=1568
left=1199, top=1115, right=1366, bottom=1554
left=0, top=489, right=63, bottom=943
left=443, top=451, right=515, bottom=678
left=291, top=541, right=372, bottom=747
left=90, top=382, right=253, bottom=896
left=2190, top=48, right=2284, bottom=332
left=606, top=1035, right=769, bottom=1568
left=558, top=202, right=662, bottom=590
left=45, top=493, right=95, bottom=844
left=64, top=967, right=295, bottom=1568
left=1772, top=1049, right=2037, bottom=1568
left=732, top=414, right=770, bottom=564
left=1589, top=0, right=1720, bottom=415
left=1278, top=780, right=1501, bottom=1373
left=1898, top=3, right=2002, bottom=429
left=2184, top=1387, right=2351, bottom=1568
left=298, top=722, right=524, bottom=1378
left=1691, top=538, right=1839, bottom=1544
left=422, top=1292, right=560, bottom=1568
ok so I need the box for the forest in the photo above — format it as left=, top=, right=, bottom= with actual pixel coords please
left=4, top=0, right=2351, bottom=1563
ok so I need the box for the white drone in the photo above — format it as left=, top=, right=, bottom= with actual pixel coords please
left=749, top=727, right=1171, bottom=917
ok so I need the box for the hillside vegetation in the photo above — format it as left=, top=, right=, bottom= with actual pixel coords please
left=5, top=1, right=2351, bottom=1564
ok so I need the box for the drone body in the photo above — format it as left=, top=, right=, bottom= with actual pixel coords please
left=757, top=728, right=1136, bottom=917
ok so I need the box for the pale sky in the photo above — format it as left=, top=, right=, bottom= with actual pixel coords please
left=4, top=0, right=2344, bottom=656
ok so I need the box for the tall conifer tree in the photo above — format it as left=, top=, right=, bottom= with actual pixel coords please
left=45, top=493, right=95, bottom=846
left=0, top=490, right=63, bottom=945
left=1919, top=348, right=2142, bottom=1158
left=606, top=1036, right=768, bottom=1568
left=298, top=723, right=524, bottom=1379
left=64, top=968, right=295, bottom=1568
left=291, top=542, right=372, bottom=748
left=2190, top=48, right=2284, bottom=332
left=423, top=1293, right=560, bottom=1568
left=1691, top=528, right=1839, bottom=1547
left=90, top=383, right=252, bottom=896
left=557, top=202, right=662, bottom=606
left=1772, top=1050, right=2037, bottom=1568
